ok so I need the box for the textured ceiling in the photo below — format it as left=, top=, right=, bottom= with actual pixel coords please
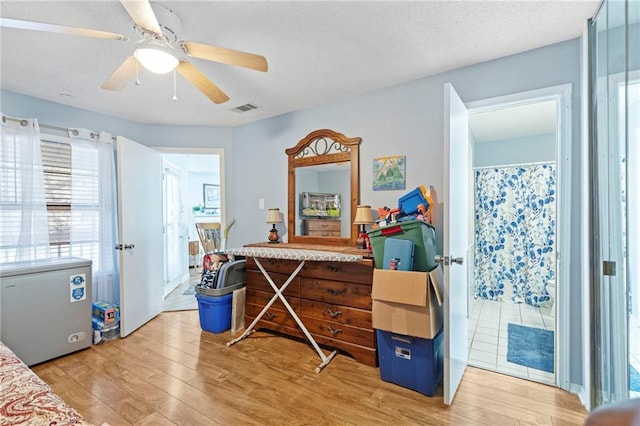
left=0, top=1, right=600, bottom=127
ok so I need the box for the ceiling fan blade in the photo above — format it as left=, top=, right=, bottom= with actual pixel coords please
left=181, top=41, right=268, bottom=72
left=120, top=0, right=161, bottom=34
left=0, top=17, right=125, bottom=40
left=176, top=61, right=230, bottom=104
left=101, top=56, right=138, bottom=90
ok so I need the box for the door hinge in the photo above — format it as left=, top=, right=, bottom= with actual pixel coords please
left=603, top=261, right=616, bottom=276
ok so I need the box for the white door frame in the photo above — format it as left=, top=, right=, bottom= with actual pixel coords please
left=155, top=147, right=226, bottom=264
left=465, top=83, right=573, bottom=391
left=162, top=158, right=185, bottom=296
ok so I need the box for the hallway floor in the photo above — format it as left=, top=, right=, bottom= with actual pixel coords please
left=163, top=268, right=199, bottom=312
left=467, top=297, right=555, bottom=385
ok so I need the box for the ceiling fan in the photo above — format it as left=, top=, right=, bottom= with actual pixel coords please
left=0, top=0, right=268, bottom=104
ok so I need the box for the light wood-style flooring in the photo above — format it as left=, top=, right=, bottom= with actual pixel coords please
left=163, top=268, right=200, bottom=312
left=31, top=310, right=588, bottom=425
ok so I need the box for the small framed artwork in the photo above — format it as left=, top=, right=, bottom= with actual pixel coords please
left=373, top=155, right=406, bottom=191
left=203, top=184, right=220, bottom=209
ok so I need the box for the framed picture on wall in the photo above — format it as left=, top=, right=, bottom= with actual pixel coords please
left=373, top=155, right=406, bottom=191
left=203, top=184, right=220, bottom=209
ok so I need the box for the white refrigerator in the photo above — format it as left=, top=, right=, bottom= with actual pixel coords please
left=0, top=257, right=92, bottom=365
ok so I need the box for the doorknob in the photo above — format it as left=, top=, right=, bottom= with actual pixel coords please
left=434, top=255, right=464, bottom=266
left=115, top=243, right=135, bottom=251
left=435, top=255, right=449, bottom=265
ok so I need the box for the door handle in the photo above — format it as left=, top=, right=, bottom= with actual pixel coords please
left=435, top=255, right=447, bottom=264
left=115, top=244, right=135, bottom=251
left=434, top=255, right=464, bottom=266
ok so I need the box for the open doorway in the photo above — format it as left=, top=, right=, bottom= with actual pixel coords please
left=464, top=85, right=571, bottom=387
left=156, top=148, right=224, bottom=311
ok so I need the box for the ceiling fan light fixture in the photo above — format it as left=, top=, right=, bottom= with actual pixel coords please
left=134, top=45, right=178, bottom=74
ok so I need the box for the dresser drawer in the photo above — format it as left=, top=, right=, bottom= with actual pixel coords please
left=303, top=219, right=341, bottom=232
left=246, top=257, right=301, bottom=275
left=306, top=230, right=341, bottom=237
left=302, top=261, right=372, bottom=285
left=246, top=270, right=300, bottom=297
left=246, top=289, right=300, bottom=311
left=303, top=316, right=375, bottom=348
left=299, top=299, right=372, bottom=329
left=300, top=279, right=372, bottom=310
left=245, top=302, right=299, bottom=328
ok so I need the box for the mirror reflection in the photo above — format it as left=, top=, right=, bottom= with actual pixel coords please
left=286, top=129, right=361, bottom=246
left=295, top=163, right=351, bottom=237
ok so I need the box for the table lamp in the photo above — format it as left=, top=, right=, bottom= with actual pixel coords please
left=354, top=205, right=374, bottom=250
left=266, top=208, right=282, bottom=243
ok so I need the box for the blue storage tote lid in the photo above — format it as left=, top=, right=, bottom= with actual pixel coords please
left=398, top=186, right=429, bottom=216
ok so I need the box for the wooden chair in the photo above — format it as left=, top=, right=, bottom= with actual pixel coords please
left=195, top=222, right=222, bottom=254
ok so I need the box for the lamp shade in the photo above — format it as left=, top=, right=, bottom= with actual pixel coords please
left=353, top=205, right=374, bottom=225
left=266, top=208, right=282, bottom=224
left=134, top=45, right=179, bottom=74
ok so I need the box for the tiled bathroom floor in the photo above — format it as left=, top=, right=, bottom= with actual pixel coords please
left=629, top=315, right=640, bottom=398
left=467, top=297, right=555, bottom=385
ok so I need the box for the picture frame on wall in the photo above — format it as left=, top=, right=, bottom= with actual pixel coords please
left=203, top=184, right=220, bottom=209
left=373, top=155, right=406, bottom=191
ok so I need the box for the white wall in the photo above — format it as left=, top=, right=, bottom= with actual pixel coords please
left=474, top=133, right=556, bottom=168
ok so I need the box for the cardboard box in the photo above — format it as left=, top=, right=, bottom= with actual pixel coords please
left=371, top=267, right=444, bottom=339
left=92, top=301, right=119, bottom=324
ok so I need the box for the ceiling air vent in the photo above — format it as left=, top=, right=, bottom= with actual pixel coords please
left=232, top=103, right=260, bottom=113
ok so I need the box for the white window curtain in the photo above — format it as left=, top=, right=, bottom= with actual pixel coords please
left=0, top=115, right=51, bottom=262
left=68, top=129, right=119, bottom=303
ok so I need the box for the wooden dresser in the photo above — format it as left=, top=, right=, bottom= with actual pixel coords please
left=302, top=219, right=341, bottom=237
left=244, top=243, right=377, bottom=367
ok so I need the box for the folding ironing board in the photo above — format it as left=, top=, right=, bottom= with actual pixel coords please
left=225, top=246, right=363, bottom=373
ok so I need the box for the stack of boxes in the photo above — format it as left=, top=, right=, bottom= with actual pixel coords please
left=92, top=301, right=120, bottom=344
left=368, top=189, right=445, bottom=396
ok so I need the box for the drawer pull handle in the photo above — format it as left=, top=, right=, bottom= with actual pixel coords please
left=327, top=309, right=342, bottom=318
left=265, top=259, right=276, bottom=265
left=326, top=265, right=342, bottom=272
left=327, top=288, right=346, bottom=296
left=328, top=326, right=343, bottom=336
left=265, top=312, right=277, bottom=319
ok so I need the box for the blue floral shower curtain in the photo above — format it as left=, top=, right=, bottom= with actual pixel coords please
left=474, top=164, right=556, bottom=307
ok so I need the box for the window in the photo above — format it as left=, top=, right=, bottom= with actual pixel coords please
left=0, top=133, right=104, bottom=263
left=43, top=135, right=104, bottom=263
left=41, top=139, right=72, bottom=257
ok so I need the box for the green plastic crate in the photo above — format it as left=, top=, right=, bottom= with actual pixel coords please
left=368, top=220, right=438, bottom=271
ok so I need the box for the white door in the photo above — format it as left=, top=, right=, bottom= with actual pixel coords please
left=116, top=136, right=164, bottom=337
left=163, top=161, right=183, bottom=296
left=442, top=82, right=471, bottom=405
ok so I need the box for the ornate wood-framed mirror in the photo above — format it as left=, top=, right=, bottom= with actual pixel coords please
left=286, top=129, right=361, bottom=246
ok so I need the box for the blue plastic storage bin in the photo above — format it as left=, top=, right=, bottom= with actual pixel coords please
left=376, top=329, right=444, bottom=396
left=195, top=293, right=233, bottom=333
